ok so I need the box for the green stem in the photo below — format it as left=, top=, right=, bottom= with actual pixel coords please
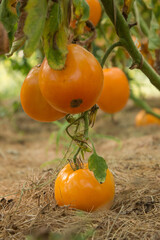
left=84, top=111, right=89, bottom=140
left=101, top=41, right=122, bottom=67
left=89, top=137, right=96, bottom=154
left=72, top=111, right=89, bottom=169
left=100, top=0, right=160, bottom=90
left=130, top=91, right=160, bottom=119
left=65, top=115, right=83, bottom=141
left=73, top=146, right=81, bottom=169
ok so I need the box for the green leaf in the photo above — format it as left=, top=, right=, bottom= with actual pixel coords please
left=88, top=153, right=108, bottom=183
left=43, top=2, right=68, bottom=70
left=23, top=0, right=48, bottom=57
left=6, top=36, right=26, bottom=57
left=148, top=13, right=160, bottom=50
left=0, top=0, right=17, bottom=34
left=73, top=0, right=90, bottom=22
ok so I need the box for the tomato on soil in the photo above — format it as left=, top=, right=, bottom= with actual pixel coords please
left=135, top=108, right=160, bottom=126
left=54, top=163, right=115, bottom=212
left=20, top=66, right=66, bottom=122
left=39, top=44, right=104, bottom=114
left=97, top=68, right=130, bottom=114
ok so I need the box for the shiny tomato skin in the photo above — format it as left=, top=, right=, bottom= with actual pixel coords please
left=54, top=163, right=115, bottom=212
left=97, top=68, right=130, bottom=114
left=39, top=44, right=104, bottom=114
left=86, top=0, right=102, bottom=27
left=20, top=66, right=66, bottom=122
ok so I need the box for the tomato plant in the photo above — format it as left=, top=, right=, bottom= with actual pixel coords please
left=21, top=66, right=66, bottom=122
left=0, top=0, right=160, bottom=213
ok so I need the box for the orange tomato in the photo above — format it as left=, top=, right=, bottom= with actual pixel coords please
left=86, top=0, right=102, bottom=27
left=70, top=0, right=102, bottom=29
left=54, top=163, right=115, bottom=212
left=20, top=66, right=66, bottom=122
left=39, top=44, right=104, bottom=114
left=97, top=68, right=130, bottom=114
left=135, top=108, right=160, bottom=126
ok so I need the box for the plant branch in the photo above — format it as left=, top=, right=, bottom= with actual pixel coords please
left=100, top=0, right=160, bottom=90
left=83, top=111, right=89, bottom=140
left=101, top=41, right=122, bottom=67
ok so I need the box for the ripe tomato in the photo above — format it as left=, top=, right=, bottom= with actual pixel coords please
left=20, top=66, right=66, bottom=122
left=54, top=163, right=115, bottom=212
left=39, top=44, right=104, bottom=114
left=97, top=68, right=130, bottom=114
left=86, top=0, right=102, bottom=27
left=135, top=108, right=160, bottom=126
left=70, top=0, right=102, bottom=29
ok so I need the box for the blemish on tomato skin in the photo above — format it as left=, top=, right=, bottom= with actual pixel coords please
left=70, top=99, right=83, bottom=108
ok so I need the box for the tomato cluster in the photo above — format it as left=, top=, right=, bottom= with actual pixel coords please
left=21, top=44, right=104, bottom=121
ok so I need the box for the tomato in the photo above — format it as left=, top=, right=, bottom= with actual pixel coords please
left=54, top=163, right=115, bottom=212
left=135, top=108, right=160, bottom=126
left=39, top=44, right=104, bottom=114
left=20, top=66, right=66, bottom=122
left=97, top=68, right=130, bottom=114
left=86, top=0, right=102, bottom=27
left=71, top=0, right=102, bottom=29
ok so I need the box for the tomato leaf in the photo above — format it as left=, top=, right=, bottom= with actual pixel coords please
left=43, top=2, right=68, bottom=70
left=88, top=153, right=108, bottom=183
left=0, top=0, right=17, bottom=33
left=73, top=0, right=89, bottom=22
left=23, top=0, right=48, bottom=57
left=148, top=13, right=160, bottom=50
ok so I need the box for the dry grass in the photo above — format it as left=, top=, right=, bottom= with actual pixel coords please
left=0, top=157, right=159, bottom=240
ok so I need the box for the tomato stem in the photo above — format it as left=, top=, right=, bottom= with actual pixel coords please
left=73, top=146, right=81, bottom=169
left=100, top=0, right=160, bottom=90
left=89, top=137, right=96, bottom=155
left=101, top=41, right=122, bottom=68
left=84, top=111, right=89, bottom=140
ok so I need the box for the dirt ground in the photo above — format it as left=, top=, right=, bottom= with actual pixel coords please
left=0, top=99, right=160, bottom=240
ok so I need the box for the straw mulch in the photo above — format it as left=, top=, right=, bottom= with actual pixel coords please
left=0, top=155, right=159, bottom=240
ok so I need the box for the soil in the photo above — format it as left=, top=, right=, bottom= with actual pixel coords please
left=0, top=99, right=160, bottom=240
